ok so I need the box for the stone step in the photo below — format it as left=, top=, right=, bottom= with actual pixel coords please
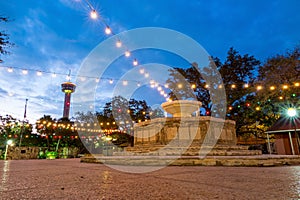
left=81, top=154, right=300, bottom=166
left=114, top=149, right=262, bottom=156
left=125, top=145, right=250, bottom=152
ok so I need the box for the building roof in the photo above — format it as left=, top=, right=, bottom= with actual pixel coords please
left=266, top=117, right=300, bottom=133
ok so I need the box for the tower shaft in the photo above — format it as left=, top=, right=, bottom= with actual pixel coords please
left=63, top=93, right=71, bottom=118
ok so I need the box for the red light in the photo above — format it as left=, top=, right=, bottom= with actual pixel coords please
left=246, top=103, right=251, bottom=107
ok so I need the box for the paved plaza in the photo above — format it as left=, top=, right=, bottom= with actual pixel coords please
left=0, top=159, right=299, bottom=199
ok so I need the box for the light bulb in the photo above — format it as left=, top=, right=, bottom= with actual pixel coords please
left=122, top=80, right=128, bottom=86
left=139, top=68, right=145, bottom=74
left=133, top=59, right=138, bottom=66
left=125, top=50, right=130, bottom=57
left=257, top=86, right=262, bottom=90
left=22, top=69, right=28, bottom=75
left=105, top=26, right=112, bottom=35
left=90, top=10, right=98, bottom=19
left=116, top=40, right=122, bottom=48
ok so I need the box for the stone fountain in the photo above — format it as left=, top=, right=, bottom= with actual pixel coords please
left=81, top=100, right=300, bottom=166
left=161, top=100, right=202, bottom=117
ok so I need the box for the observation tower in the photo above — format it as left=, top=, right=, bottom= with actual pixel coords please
left=61, top=81, right=76, bottom=119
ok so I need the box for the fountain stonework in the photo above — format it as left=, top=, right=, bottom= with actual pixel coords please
left=130, top=100, right=244, bottom=156
left=81, top=100, right=300, bottom=166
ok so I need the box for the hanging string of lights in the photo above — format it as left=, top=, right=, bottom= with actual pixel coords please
left=1, top=64, right=299, bottom=100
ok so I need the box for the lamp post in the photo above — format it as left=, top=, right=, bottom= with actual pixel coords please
left=287, top=108, right=298, bottom=155
left=19, top=98, right=28, bottom=147
left=4, top=139, right=13, bottom=160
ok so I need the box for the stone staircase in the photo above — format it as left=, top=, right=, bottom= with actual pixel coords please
left=115, top=144, right=261, bottom=157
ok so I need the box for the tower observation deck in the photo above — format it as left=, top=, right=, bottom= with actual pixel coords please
left=61, top=82, right=76, bottom=119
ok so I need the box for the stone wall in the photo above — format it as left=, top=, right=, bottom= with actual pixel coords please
left=5, top=147, right=41, bottom=160
left=134, top=116, right=236, bottom=146
left=5, top=146, right=80, bottom=160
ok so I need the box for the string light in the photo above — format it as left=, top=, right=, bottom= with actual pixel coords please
left=95, top=78, right=100, bottom=83
left=116, top=40, right=122, bottom=48
left=231, top=84, right=236, bottom=89
left=105, top=26, right=112, bottom=35
left=37, top=71, right=42, bottom=76
left=139, top=68, right=145, bottom=74
left=270, top=86, right=275, bottom=90
left=122, top=80, right=128, bottom=86
left=256, top=85, right=262, bottom=90
left=282, top=85, right=288, bottom=89
left=244, top=83, right=249, bottom=88
left=90, top=9, right=98, bottom=19
left=150, top=80, right=155, bottom=85
left=133, top=59, right=138, bottom=66
left=125, top=50, right=131, bottom=57
left=22, top=69, right=28, bottom=75
left=109, top=79, right=114, bottom=84
left=7, top=67, right=13, bottom=73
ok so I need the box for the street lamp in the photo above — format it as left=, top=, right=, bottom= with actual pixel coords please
left=287, top=108, right=298, bottom=155
left=287, top=108, right=297, bottom=117
left=4, top=139, right=13, bottom=160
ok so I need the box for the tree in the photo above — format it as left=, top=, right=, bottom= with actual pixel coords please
left=217, top=48, right=261, bottom=133
left=36, top=115, right=56, bottom=149
left=150, top=107, right=165, bottom=119
left=253, top=46, right=300, bottom=127
left=165, top=47, right=260, bottom=121
left=0, top=16, right=14, bottom=63
left=0, top=114, right=32, bottom=146
left=75, top=97, right=154, bottom=147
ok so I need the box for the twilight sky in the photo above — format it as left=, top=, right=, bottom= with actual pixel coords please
left=0, top=0, right=299, bottom=122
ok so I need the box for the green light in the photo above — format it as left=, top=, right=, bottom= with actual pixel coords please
left=292, top=93, right=296, bottom=97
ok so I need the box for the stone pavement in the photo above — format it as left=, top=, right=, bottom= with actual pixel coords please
left=0, top=159, right=299, bottom=200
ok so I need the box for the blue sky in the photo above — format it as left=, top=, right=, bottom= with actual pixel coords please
left=0, top=0, right=299, bottom=122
